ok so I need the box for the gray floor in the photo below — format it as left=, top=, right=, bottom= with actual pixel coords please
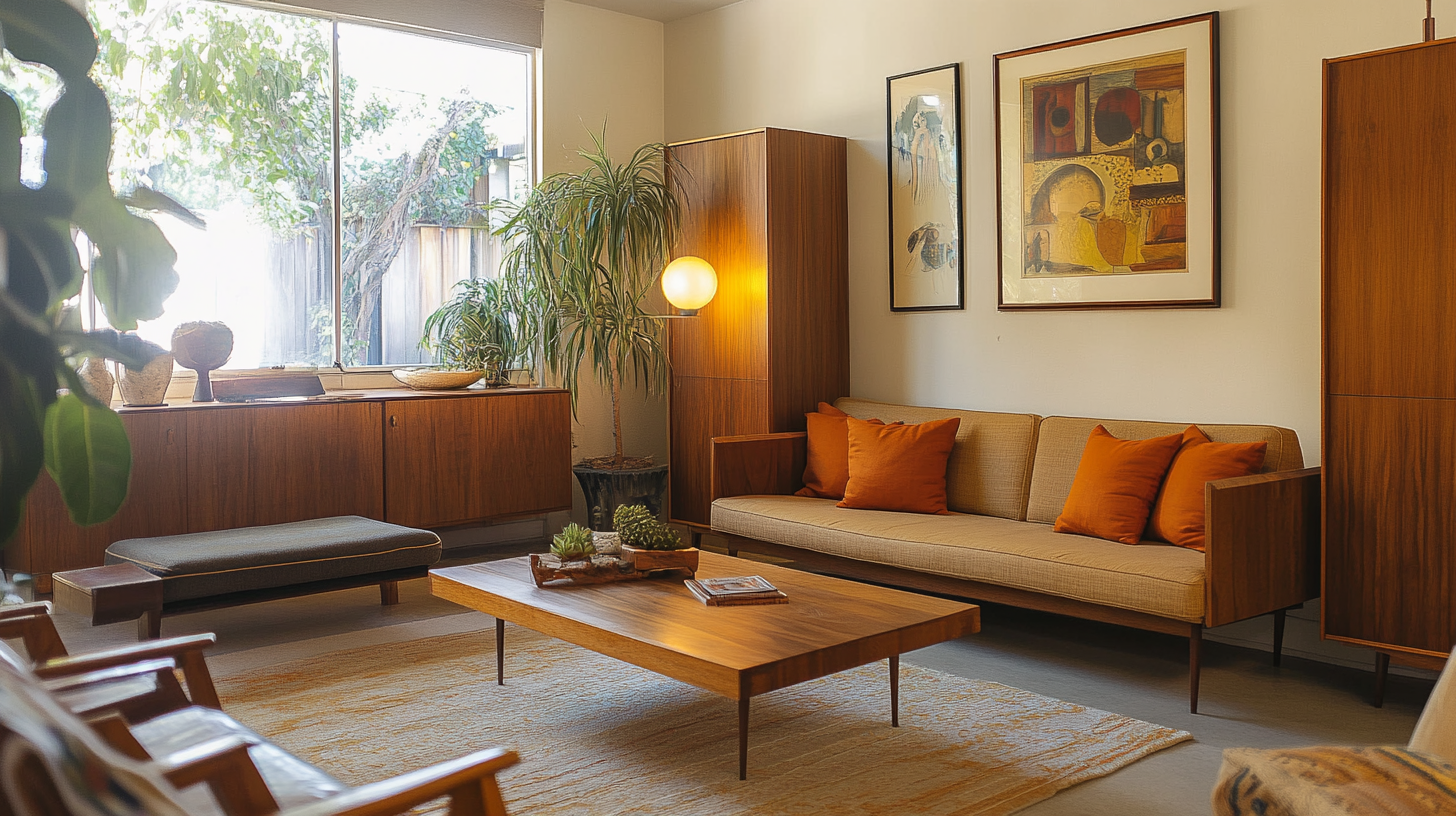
left=40, top=544, right=1433, bottom=816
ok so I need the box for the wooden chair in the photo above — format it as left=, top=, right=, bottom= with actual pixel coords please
left=0, top=605, right=519, bottom=816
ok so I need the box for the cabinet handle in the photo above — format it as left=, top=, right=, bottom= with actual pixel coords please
left=390, top=416, right=398, bottom=427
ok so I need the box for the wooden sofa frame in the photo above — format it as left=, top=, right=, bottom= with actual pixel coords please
left=705, top=432, right=1322, bottom=714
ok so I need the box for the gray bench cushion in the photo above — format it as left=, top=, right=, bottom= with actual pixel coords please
left=105, top=516, right=441, bottom=603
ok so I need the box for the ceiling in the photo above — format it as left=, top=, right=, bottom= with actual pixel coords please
left=566, top=0, right=742, bottom=22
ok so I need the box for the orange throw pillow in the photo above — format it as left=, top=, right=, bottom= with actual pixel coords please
left=1053, top=426, right=1183, bottom=545
left=1146, top=426, right=1268, bottom=551
left=839, top=417, right=960, bottom=514
left=796, top=410, right=886, bottom=499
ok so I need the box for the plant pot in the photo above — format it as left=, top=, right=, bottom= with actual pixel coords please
left=619, top=544, right=699, bottom=575
left=76, top=357, right=114, bottom=405
left=119, top=351, right=173, bottom=406
left=572, top=463, right=668, bottom=531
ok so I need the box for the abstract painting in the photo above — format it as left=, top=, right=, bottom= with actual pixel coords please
left=996, top=13, right=1220, bottom=309
left=888, top=63, right=963, bottom=311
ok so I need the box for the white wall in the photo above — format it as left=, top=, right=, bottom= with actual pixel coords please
left=663, top=0, right=1443, bottom=465
left=542, top=0, right=667, bottom=521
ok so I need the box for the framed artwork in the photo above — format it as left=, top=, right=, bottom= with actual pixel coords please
left=887, top=63, right=964, bottom=311
left=995, top=12, right=1220, bottom=310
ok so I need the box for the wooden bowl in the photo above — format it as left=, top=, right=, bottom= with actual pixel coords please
left=391, top=369, right=482, bottom=390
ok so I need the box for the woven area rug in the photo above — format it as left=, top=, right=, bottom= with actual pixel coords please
left=215, top=625, right=1191, bottom=815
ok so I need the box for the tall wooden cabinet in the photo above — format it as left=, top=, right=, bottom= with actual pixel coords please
left=1322, top=38, right=1456, bottom=688
left=666, top=128, right=849, bottom=528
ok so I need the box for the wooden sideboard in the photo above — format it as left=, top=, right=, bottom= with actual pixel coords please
left=7, top=388, right=572, bottom=588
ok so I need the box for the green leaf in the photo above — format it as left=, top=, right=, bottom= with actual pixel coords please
left=74, top=192, right=180, bottom=330
left=0, top=359, right=45, bottom=544
left=41, top=79, right=113, bottom=200
left=0, top=0, right=99, bottom=84
left=43, top=391, right=132, bottom=527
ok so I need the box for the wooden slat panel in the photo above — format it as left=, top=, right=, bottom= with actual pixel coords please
left=185, top=410, right=254, bottom=533
left=666, top=132, right=769, bottom=382
left=1324, top=395, right=1456, bottom=656
left=765, top=128, right=850, bottom=432
left=19, top=413, right=188, bottom=575
left=669, top=376, right=770, bottom=526
left=1324, top=40, right=1456, bottom=399
left=249, top=403, right=385, bottom=526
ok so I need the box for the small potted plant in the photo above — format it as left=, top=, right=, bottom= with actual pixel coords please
left=402, top=277, right=535, bottom=390
left=614, top=504, right=698, bottom=574
left=549, top=522, right=596, bottom=563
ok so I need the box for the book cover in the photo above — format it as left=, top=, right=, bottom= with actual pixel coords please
left=685, top=580, right=788, bottom=606
left=696, top=575, right=778, bottom=596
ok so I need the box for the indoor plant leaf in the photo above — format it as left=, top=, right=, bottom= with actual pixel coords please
left=0, top=358, right=45, bottom=543
left=77, top=192, right=181, bottom=330
left=42, top=390, right=132, bottom=526
left=0, top=0, right=99, bottom=85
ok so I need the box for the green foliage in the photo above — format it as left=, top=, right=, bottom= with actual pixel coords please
left=421, top=277, right=535, bottom=381
left=550, top=522, right=596, bottom=561
left=613, top=504, right=685, bottom=551
left=0, top=0, right=179, bottom=541
left=496, top=131, right=682, bottom=466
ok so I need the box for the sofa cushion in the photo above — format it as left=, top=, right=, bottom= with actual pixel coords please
left=835, top=398, right=1040, bottom=521
left=712, top=495, right=1206, bottom=622
left=797, top=409, right=888, bottom=499
left=1053, top=425, right=1183, bottom=546
left=1147, top=427, right=1268, bottom=551
left=106, top=516, right=442, bottom=603
left=841, top=417, right=960, bottom=514
left=1026, top=416, right=1304, bottom=525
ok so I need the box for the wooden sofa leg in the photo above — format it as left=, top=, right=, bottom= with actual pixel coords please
left=1190, top=624, right=1203, bottom=715
left=1272, top=609, right=1287, bottom=667
left=380, top=581, right=400, bottom=606
left=1373, top=652, right=1390, bottom=708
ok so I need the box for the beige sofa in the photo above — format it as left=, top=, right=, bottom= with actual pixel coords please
left=707, top=398, right=1321, bottom=713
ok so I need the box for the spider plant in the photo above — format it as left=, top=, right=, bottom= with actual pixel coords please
left=421, top=277, right=535, bottom=385
left=496, top=131, right=682, bottom=468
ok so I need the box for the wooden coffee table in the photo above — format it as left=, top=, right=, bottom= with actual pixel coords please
left=430, top=551, right=979, bottom=779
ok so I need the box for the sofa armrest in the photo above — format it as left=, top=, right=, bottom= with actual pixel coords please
left=1204, top=467, right=1321, bottom=627
left=711, top=433, right=807, bottom=503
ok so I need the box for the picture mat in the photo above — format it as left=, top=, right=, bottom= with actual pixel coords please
left=998, top=19, right=1215, bottom=307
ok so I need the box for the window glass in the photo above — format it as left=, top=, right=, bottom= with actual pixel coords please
left=0, top=1, right=531, bottom=370
left=337, top=24, right=531, bottom=366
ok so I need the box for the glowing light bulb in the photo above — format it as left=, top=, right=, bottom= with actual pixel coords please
left=661, top=256, right=718, bottom=315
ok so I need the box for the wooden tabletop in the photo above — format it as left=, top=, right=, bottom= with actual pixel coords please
left=430, top=552, right=980, bottom=700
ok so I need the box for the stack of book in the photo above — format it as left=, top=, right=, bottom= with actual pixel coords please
left=684, top=575, right=788, bottom=606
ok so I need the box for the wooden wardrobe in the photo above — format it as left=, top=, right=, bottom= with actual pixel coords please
left=665, top=128, right=849, bottom=530
left=1322, top=37, right=1456, bottom=701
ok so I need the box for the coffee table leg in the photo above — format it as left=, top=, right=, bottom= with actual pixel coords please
left=738, top=696, right=750, bottom=780
left=496, top=617, right=505, bottom=686
left=890, top=655, right=900, bottom=727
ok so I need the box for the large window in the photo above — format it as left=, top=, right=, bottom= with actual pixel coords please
left=2, top=0, right=532, bottom=369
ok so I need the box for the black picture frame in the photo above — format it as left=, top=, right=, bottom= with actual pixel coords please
left=887, top=63, right=965, bottom=312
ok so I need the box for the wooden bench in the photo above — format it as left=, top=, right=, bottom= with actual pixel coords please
left=55, top=516, right=441, bottom=639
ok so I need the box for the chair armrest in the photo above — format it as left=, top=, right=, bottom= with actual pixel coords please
left=45, top=657, right=191, bottom=721
left=283, top=748, right=520, bottom=816
left=160, top=735, right=279, bottom=816
left=0, top=612, right=68, bottom=661
left=711, top=432, right=807, bottom=503
left=0, top=601, right=54, bottom=620
left=43, top=657, right=176, bottom=694
left=1204, top=467, right=1321, bottom=627
left=33, top=633, right=222, bottom=709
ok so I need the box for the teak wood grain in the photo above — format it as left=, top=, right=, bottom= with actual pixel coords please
left=1324, top=396, right=1456, bottom=657
left=1322, top=38, right=1456, bottom=669
left=431, top=551, right=978, bottom=700
left=1204, top=468, right=1321, bottom=627
left=665, top=128, right=849, bottom=528
left=384, top=391, right=572, bottom=528
left=711, top=432, right=807, bottom=503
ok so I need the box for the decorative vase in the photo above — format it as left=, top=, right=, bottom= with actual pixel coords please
left=75, top=357, right=114, bottom=405
left=118, top=343, right=174, bottom=407
left=572, top=463, right=669, bottom=531
left=171, top=321, right=233, bottom=402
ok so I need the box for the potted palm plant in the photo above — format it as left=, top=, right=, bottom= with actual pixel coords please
left=496, top=133, right=680, bottom=530
left=415, top=277, right=535, bottom=388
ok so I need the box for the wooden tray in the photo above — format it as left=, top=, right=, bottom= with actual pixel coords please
left=528, top=553, right=694, bottom=588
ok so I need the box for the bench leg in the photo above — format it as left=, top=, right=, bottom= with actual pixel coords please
left=380, top=581, right=400, bottom=606
left=137, top=610, right=162, bottom=641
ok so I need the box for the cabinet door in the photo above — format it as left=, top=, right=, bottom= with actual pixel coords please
left=669, top=376, right=771, bottom=526
left=384, top=394, right=571, bottom=528
left=187, top=403, right=384, bottom=532
left=20, top=412, right=188, bottom=575
left=1325, top=43, right=1456, bottom=399
left=1325, top=395, right=1456, bottom=656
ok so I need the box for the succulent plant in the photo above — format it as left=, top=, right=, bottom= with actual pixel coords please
left=613, top=505, right=686, bottom=551
left=550, top=522, right=596, bottom=561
